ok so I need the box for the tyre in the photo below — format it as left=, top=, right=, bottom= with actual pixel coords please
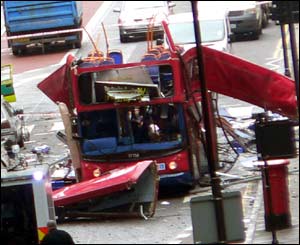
left=252, top=31, right=260, bottom=40
left=262, top=10, right=269, bottom=28
left=75, top=32, right=82, bottom=48
left=74, top=41, right=82, bottom=49
left=252, top=25, right=262, bottom=40
left=12, top=47, right=20, bottom=56
left=12, top=47, right=26, bottom=56
left=120, top=34, right=128, bottom=43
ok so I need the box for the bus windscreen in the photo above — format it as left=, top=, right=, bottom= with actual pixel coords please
left=78, top=104, right=185, bottom=159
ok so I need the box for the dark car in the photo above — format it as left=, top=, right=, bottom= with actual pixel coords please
left=227, top=1, right=263, bottom=39
left=113, top=1, right=175, bottom=43
left=1, top=96, right=29, bottom=149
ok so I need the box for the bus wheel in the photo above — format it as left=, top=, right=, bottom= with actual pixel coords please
left=12, top=47, right=24, bottom=56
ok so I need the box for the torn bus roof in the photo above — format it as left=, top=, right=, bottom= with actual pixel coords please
left=181, top=46, right=297, bottom=119
left=38, top=49, right=297, bottom=119
left=52, top=160, right=159, bottom=219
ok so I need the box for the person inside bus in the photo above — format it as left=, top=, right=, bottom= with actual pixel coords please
left=130, top=107, right=149, bottom=143
left=148, top=120, right=161, bottom=142
left=158, top=105, right=180, bottom=141
left=41, top=220, right=74, bottom=244
left=80, top=113, right=94, bottom=139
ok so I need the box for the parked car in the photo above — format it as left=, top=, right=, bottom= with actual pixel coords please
left=113, top=1, right=176, bottom=43
left=1, top=96, right=29, bottom=150
left=163, top=5, right=232, bottom=53
left=226, top=1, right=263, bottom=39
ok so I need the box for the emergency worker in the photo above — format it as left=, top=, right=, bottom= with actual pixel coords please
left=41, top=220, right=74, bottom=244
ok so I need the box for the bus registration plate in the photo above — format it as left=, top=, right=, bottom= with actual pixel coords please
left=156, top=163, right=166, bottom=171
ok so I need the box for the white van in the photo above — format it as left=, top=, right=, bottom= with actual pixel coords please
left=163, top=6, right=232, bottom=53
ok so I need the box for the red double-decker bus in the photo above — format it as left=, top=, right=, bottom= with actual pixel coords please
left=38, top=22, right=297, bottom=192
left=40, top=53, right=208, bottom=189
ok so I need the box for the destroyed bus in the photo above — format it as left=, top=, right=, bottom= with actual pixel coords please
left=38, top=34, right=297, bottom=195
left=39, top=54, right=207, bottom=189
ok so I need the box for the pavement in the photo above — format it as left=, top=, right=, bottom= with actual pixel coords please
left=181, top=127, right=299, bottom=244
left=245, top=156, right=299, bottom=244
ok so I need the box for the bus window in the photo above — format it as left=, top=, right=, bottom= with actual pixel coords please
left=79, top=110, right=118, bottom=139
left=80, top=104, right=184, bottom=157
left=78, top=73, right=93, bottom=104
left=159, top=65, right=174, bottom=97
left=143, top=65, right=174, bottom=97
left=78, top=65, right=175, bottom=105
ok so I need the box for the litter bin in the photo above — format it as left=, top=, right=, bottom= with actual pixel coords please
left=256, top=159, right=292, bottom=231
left=190, top=191, right=245, bottom=244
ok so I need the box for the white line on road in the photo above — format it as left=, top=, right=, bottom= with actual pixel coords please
left=13, top=73, right=49, bottom=88
left=265, top=57, right=282, bottom=71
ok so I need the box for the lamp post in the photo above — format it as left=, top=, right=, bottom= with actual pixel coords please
left=190, top=1, right=227, bottom=243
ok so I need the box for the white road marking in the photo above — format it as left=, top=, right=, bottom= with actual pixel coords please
left=13, top=73, right=48, bottom=88
left=265, top=57, right=282, bottom=71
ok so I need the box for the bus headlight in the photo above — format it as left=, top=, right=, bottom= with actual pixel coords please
left=93, top=168, right=101, bottom=177
left=168, top=161, right=178, bottom=170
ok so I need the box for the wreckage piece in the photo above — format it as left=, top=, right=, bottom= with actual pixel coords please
left=38, top=48, right=297, bottom=120
left=53, top=160, right=159, bottom=220
left=181, top=46, right=297, bottom=119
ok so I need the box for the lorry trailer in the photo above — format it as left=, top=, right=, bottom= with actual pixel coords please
left=3, top=1, right=83, bottom=55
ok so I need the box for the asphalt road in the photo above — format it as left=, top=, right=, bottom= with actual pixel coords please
left=1, top=1, right=298, bottom=244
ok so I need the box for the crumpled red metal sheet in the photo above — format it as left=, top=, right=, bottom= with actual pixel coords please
left=52, top=160, right=156, bottom=206
left=182, top=46, right=297, bottom=119
left=37, top=55, right=75, bottom=110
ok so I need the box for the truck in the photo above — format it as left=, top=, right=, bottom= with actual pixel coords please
left=3, top=1, right=83, bottom=55
left=1, top=141, right=56, bottom=244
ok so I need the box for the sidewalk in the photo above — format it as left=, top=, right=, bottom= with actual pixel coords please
left=182, top=142, right=299, bottom=244
left=245, top=157, right=299, bottom=244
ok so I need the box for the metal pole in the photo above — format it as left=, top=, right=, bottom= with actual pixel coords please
left=190, top=2, right=227, bottom=243
left=288, top=23, right=300, bottom=114
left=280, top=25, right=291, bottom=77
